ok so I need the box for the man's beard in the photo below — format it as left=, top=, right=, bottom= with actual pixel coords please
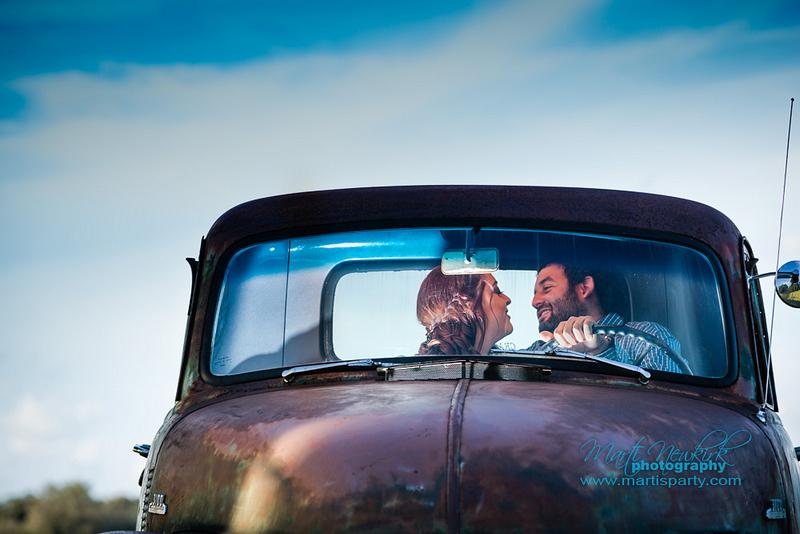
left=537, top=289, right=585, bottom=332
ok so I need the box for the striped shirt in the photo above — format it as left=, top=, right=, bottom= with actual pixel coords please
left=527, top=313, right=691, bottom=374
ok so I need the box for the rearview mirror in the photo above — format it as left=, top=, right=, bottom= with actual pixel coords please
left=441, top=248, right=499, bottom=275
left=776, top=260, right=800, bottom=308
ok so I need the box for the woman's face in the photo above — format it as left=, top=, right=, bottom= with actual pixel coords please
left=479, top=274, right=513, bottom=351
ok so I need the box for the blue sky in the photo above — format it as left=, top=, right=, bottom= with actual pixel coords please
left=0, top=0, right=798, bottom=500
left=1, top=0, right=799, bottom=117
left=1, top=0, right=482, bottom=117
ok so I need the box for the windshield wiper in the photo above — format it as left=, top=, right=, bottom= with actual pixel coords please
left=281, top=359, right=390, bottom=383
left=506, top=342, right=652, bottom=384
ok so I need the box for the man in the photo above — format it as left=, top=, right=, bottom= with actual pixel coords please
left=529, top=262, right=691, bottom=374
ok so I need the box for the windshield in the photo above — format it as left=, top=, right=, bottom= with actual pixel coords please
left=209, top=228, right=728, bottom=378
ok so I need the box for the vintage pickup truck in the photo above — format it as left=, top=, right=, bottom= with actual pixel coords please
left=124, top=186, right=800, bottom=533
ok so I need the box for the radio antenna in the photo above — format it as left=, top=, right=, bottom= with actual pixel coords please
left=761, top=97, right=794, bottom=413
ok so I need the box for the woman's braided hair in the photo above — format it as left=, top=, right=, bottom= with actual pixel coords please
left=416, top=266, right=486, bottom=355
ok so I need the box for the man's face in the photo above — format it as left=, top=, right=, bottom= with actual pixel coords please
left=532, top=264, right=584, bottom=332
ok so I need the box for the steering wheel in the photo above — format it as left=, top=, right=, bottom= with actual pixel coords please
left=591, top=324, right=694, bottom=375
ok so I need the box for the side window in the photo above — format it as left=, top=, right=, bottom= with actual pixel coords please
left=333, top=269, right=430, bottom=358
left=330, top=267, right=538, bottom=358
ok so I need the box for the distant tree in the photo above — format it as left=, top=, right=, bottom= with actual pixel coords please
left=0, top=494, right=35, bottom=534
left=0, top=483, right=137, bottom=534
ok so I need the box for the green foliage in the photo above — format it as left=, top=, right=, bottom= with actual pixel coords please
left=0, top=483, right=137, bottom=534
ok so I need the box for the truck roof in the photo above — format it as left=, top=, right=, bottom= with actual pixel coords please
left=206, top=185, right=742, bottom=258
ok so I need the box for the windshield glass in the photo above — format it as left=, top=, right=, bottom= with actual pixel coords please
left=209, top=228, right=728, bottom=378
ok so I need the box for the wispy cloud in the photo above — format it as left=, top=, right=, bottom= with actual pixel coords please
left=6, top=396, right=57, bottom=454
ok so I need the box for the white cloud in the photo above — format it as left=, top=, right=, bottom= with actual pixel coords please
left=70, top=437, right=101, bottom=465
left=0, top=0, right=799, bottom=499
left=5, top=396, right=57, bottom=454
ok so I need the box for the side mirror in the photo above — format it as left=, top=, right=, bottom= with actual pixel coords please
left=776, top=260, right=800, bottom=308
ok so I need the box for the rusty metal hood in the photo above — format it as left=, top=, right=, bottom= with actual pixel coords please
left=148, top=379, right=784, bottom=533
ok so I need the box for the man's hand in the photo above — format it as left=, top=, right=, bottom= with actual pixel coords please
left=542, top=315, right=611, bottom=355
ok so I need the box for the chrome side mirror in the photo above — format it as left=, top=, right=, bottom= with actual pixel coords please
left=133, top=443, right=151, bottom=458
left=776, top=260, right=800, bottom=308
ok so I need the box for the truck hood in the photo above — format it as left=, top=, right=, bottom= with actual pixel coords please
left=149, top=379, right=782, bottom=533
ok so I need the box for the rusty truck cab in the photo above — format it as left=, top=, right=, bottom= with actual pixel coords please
left=132, top=186, right=800, bottom=533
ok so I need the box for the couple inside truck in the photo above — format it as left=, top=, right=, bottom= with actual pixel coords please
left=416, top=259, right=692, bottom=374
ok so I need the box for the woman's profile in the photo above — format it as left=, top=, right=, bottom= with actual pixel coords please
left=417, top=266, right=513, bottom=355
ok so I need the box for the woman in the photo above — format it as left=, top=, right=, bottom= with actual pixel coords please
left=417, top=266, right=513, bottom=355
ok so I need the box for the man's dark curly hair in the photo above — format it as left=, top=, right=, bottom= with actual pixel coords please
left=538, top=260, right=630, bottom=320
